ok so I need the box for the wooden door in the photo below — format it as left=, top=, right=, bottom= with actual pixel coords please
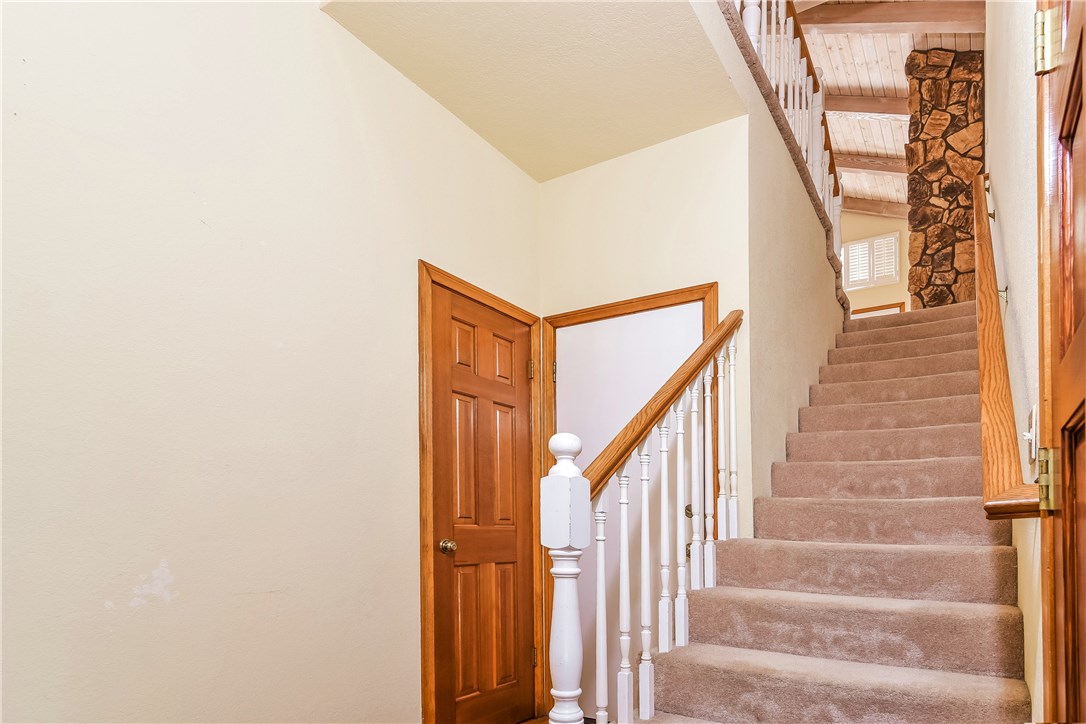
left=423, top=269, right=537, bottom=723
left=1040, top=1, right=1086, bottom=719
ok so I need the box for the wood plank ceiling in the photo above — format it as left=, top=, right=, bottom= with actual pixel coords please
left=797, top=0, right=984, bottom=216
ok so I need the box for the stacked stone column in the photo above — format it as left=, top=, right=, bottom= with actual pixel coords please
left=905, top=49, right=984, bottom=308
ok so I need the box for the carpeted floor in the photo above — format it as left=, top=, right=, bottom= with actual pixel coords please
left=654, top=300, right=1031, bottom=723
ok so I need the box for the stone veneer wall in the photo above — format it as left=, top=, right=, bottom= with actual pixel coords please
left=905, top=49, right=984, bottom=308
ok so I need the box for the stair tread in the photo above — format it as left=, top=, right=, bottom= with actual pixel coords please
left=845, top=300, right=976, bottom=333
left=820, top=348, right=977, bottom=384
left=835, top=315, right=977, bottom=348
left=828, top=330, right=978, bottom=363
left=658, top=643, right=1030, bottom=701
left=690, top=584, right=1019, bottom=616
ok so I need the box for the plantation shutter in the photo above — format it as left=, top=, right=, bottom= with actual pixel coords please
left=873, top=235, right=897, bottom=282
left=846, top=241, right=871, bottom=288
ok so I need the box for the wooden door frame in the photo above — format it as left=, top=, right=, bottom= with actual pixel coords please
left=418, top=261, right=547, bottom=722
left=1038, top=0, right=1086, bottom=717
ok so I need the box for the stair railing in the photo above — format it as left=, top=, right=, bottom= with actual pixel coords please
left=541, top=310, right=744, bottom=724
left=729, top=0, right=843, bottom=250
left=973, top=173, right=1039, bottom=520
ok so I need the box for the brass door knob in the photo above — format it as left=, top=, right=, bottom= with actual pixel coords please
left=439, top=539, right=458, bottom=554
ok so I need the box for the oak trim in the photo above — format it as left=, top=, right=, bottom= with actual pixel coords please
left=543, top=283, right=720, bottom=337
left=417, top=261, right=546, bottom=721
left=972, top=176, right=1038, bottom=521
left=825, top=95, right=910, bottom=116
left=842, top=197, right=910, bottom=218
left=582, top=310, right=744, bottom=498
left=851, top=302, right=906, bottom=317
left=836, top=154, right=908, bottom=177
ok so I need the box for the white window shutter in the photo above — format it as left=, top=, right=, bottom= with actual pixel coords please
left=846, top=241, right=870, bottom=289
left=873, top=236, right=897, bottom=282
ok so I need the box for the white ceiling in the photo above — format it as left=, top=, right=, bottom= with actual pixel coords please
left=323, top=1, right=747, bottom=181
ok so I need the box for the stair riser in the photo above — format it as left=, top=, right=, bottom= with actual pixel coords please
left=836, top=315, right=977, bottom=348
left=811, top=371, right=979, bottom=405
left=787, top=424, right=980, bottom=462
left=829, top=331, right=978, bottom=364
left=688, top=591, right=1023, bottom=678
left=798, top=395, right=980, bottom=432
left=715, top=539, right=1018, bottom=604
left=845, top=301, right=976, bottom=333
left=655, top=649, right=1031, bottom=724
left=754, top=497, right=1010, bottom=545
left=819, top=350, right=978, bottom=384
left=771, top=458, right=983, bottom=499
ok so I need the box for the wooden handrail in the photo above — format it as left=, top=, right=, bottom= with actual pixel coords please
left=583, top=310, right=744, bottom=498
left=974, top=173, right=1039, bottom=520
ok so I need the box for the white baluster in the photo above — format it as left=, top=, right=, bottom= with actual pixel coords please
left=673, top=398, right=689, bottom=647
left=688, top=382, right=703, bottom=591
left=716, top=348, right=728, bottom=540
left=792, top=35, right=801, bottom=136
left=833, top=192, right=843, bottom=256
left=656, top=418, right=672, bottom=655
left=594, top=497, right=608, bottom=724
left=806, top=75, right=815, bottom=167
left=727, top=336, right=740, bottom=538
left=743, top=0, right=761, bottom=54
left=636, top=440, right=654, bottom=720
left=542, top=434, right=592, bottom=724
left=702, top=365, right=716, bottom=588
left=617, top=462, right=634, bottom=724
left=776, top=1, right=786, bottom=106
left=760, top=0, right=768, bottom=66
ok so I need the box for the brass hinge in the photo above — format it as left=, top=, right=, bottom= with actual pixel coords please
left=1036, top=7, right=1062, bottom=75
left=552, top=362, right=557, bottom=384
left=527, top=360, right=534, bottom=380
left=1037, top=447, right=1060, bottom=511
left=532, top=647, right=538, bottom=666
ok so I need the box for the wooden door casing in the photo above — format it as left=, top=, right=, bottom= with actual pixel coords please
left=419, top=262, right=544, bottom=723
left=1040, top=0, right=1086, bottom=719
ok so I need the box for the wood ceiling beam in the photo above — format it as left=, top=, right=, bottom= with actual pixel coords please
left=793, top=0, right=830, bottom=12
left=842, top=197, right=910, bottom=218
left=797, top=1, right=985, bottom=34
left=825, top=94, right=909, bottom=116
left=836, top=153, right=907, bottom=176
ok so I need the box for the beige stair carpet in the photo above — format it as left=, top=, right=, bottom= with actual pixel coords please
left=654, top=300, right=1032, bottom=723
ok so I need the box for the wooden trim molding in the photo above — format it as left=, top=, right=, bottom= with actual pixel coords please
left=825, top=95, right=910, bottom=116
left=972, top=177, right=1039, bottom=520
left=417, top=261, right=548, bottom=720
left=842, top=197, right=910, bottom=219
left=851, top=302, right=906, bottom=317
left=836, top=154, right=908, bottom=176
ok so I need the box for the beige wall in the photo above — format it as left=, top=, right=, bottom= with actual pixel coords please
left=986, top=1, right=1044, bottom=719
left=840, top=211, right=911, bottom=313
left=3, top=3, right=540, bottom=722
left=4, top=2, right=844, bottom=721
left=538, top=116, right=755, bottom=533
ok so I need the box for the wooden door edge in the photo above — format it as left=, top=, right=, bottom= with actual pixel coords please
left=417, top=260, right=546, bottom=722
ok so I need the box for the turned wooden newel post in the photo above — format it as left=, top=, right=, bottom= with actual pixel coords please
left=542, top=433, right=591, bottom=724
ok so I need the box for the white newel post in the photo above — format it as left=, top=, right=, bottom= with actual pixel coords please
left=673, top=399, right=689, bottom=647
left=656, top=418, right=673, bottom=655
left=542, top=434, right=592, bottom=724
left=702, top=366, right=716, bottom=588
left=688, top=382, right=703, bottom=591
left=636, top=440, right=655, bottom=720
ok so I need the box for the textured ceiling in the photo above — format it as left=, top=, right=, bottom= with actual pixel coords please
left=324, top=1, right=747, bottom=181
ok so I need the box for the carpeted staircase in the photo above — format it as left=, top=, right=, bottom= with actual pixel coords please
left=654, top=300, right=1032, bottom=723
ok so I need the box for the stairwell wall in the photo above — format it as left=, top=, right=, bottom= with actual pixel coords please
left=985, top=1, right=1043, bottom=719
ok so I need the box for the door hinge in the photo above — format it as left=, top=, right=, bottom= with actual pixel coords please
left=532, top=647, right=538, bottom=666
left=1037, top=447, right=1060, bottom=511
left=552, top=362, right=557, bottom=384
left=528, top=360, right=534, bottom=380
left=1035, top=7, right=1062, bottom=76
